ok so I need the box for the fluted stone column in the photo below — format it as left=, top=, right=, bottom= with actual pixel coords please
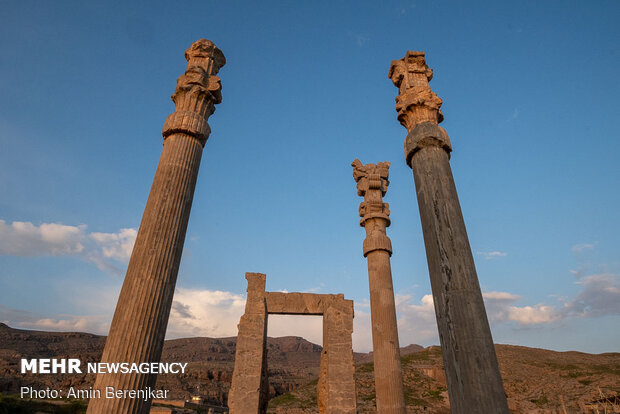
left=351, top=159, right=406, bottom=414
left=87, top=39, right=225, bottom=414
left=228, top=273, right=269, bottom=414
left=388, top=51, right=509, bottom=413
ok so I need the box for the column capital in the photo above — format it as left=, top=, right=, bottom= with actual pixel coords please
left=388, top=51, right=443, bottom=132
left=352, top=159, right=390, bottom=197
left=162, top=39, right=226, bottom=146
left=352, top=159, right=392, bottom=256
left=352, top=159, right=391, bottom=225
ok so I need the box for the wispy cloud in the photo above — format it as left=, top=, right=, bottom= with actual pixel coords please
left=476, top=250, right=508, bottom=260
left=572, top=243, right=595, bottom=254
left=563, top=273, right=620, bottom=318
left=570, top=242, right=597, bottom=278
left=0, top=305, right=111, bottom=334
left=347, top=31, right=369, bottom=47
left=0, top=219, right=136, bottom=275
left=302, top=282, right=325, bottom=293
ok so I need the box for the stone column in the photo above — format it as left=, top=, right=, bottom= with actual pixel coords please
left=351, top=159, right=406, bottom=414
left=388, top=51, right=509, bottom=413
left=87, top=39, right=225, bottom=414
left=228, top=273, right=269, bottom=414
left=321, top=297, right=357, bottom=414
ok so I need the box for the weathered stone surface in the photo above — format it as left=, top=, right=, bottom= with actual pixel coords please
left=322, top=304, right=356, bottom=414
left=229, top=274, right=357, bottom=414
left=389, top=51, right=509, bottom=414
left=352, top=159, right=406, bottom=414
left=403, top=121, right=451, bottom=166
left=86, top=39, right=225, bottom=414
left=388, top=51, right=443, bottom=131
left=266, top=292, right=350, bottom=315
left=228, top=273, right=269, bottom=414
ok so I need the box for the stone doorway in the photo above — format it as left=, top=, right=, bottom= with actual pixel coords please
left=265, top=314, right=322, bottom=402
left=228, top=273, right=357, bottom=414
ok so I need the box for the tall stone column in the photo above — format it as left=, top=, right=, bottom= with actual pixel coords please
left=351, top=159, right=406, bottom=414
left=228, top=273, right=269, bottom=414
left=87, top=39, right=225, bottom=414
left=388, top=52, right=509, bottom=413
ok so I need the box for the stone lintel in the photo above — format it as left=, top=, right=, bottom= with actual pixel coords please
left=265, top=292, right=353, bottom=316
left=404, top=121, right=452, bottom=166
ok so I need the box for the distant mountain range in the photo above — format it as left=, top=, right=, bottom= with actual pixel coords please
left=1, top=323, right=618, bottom=413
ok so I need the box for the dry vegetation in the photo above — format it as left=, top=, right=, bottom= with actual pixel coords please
left=1, top=323, right=618, bottom=413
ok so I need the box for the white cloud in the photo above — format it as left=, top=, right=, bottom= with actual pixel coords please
left=483, top=290, right=562, bottom=325
left=1, top=265, right=616, bottom=353
left=393, top=290, right=563, bottom=345
left=0, top=219, right=86, bottom=256
left=483, top=291, right=520, bottom=301
left=159, top=272, right=618, bottom=349
left=563, top=273, right=620, bottom=317
left=0, top=219, right=136, bottom=274
left=392, top=285, right=582, bottom=345
left=395, top=294, right=440, bottom=346
left=167, top=288, right=247, bottom=339
left=476, top=251, right=508, bottom=259
left=90, top=228, right=137, bottom=262
left=507, top=305, right=561, bottom=325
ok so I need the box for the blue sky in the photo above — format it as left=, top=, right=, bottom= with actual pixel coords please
left=1, top=0, right=619, bottom=353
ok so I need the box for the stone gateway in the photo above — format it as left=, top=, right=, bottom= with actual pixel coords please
left=228, top=273, right=357, bottom=414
